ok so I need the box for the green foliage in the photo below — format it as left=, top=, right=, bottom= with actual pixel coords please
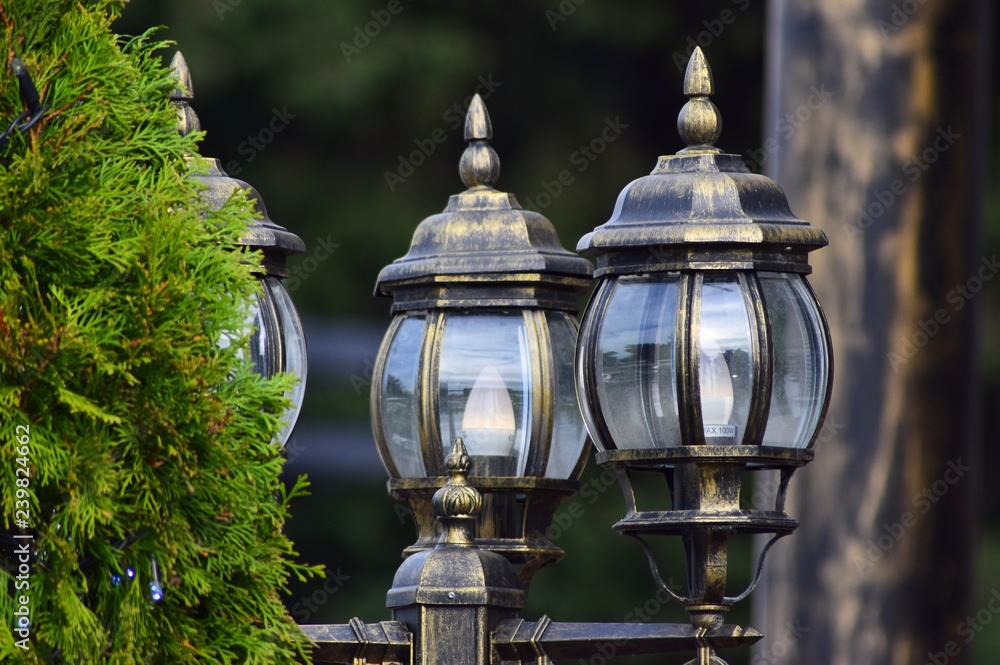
left=0, top=0, right=319, bottom=661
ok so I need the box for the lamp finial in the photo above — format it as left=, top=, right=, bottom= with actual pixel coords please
left=169, top=51, right=200, bottom=137
left=677, top=47, right=722, bottom=154
left=432, top=438, right=482, bottom=547
left=459, top=94, right=501, bottom=189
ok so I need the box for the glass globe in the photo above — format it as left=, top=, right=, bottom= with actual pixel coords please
left=580, top=271, right=828, bottom=451
left=223, top=276, right=307, bottom=448
left=375, top=311, right=587, bottom=479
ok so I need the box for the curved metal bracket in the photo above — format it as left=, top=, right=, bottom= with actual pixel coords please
left=628, top=530, right=787, bottom=608
left=723, top=532, right=786, bottom=605
left=628, top=533, right=692, bottom=606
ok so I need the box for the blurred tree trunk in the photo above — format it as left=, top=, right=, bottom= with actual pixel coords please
left=754, top=1, right=989, bottom=664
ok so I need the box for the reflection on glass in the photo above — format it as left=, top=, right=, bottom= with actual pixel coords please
left=216, top=278, right=305, bottom=448
left=760, top=273, right=829, bottom=448
left=246, top=286, right=276, bottom=378
left=380, top=316, right=426, bottom=477
left=699, top=277, right=752, bottom=445
left=700, top=340, right=734, bottom=425
left=217, top=290, right=266, bottom=373
left=269, top=277, right=308, bottom=447
left=595, top=277, right=681, bottom=450
left=545, top=312, right=588, bottom=478
left=439, top=314, right=531, bottom=475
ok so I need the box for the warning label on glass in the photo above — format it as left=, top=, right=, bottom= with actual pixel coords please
left=704, top=425, right=738, bottom=439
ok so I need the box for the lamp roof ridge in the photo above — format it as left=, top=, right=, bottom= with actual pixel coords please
left=575, top=47, right=828, bottom=273
left=374, top=92, right=592, bottom=310
left=677, top=47, right=722, bottom=154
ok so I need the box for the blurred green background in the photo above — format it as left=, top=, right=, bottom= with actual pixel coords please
left=113, top=2, right=1000, bottom=663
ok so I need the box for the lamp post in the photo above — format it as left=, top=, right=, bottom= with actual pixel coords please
left=170, top=52, right=308, bottom=447
left=370, top=93, right=593, bottom=587
left=302, top=48, right=830, bottom=665
left=573, top=46, right=832, bottom=658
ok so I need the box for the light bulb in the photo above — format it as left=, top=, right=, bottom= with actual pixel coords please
left=700, top=341, right=734, bottom=426
left=461, top=365, right=517, bottom=456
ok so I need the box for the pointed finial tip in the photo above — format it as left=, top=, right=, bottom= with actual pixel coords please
left=677, top=48, right=722, bottom=152
left=464, top=94, right=492, bottom=141
left=683, top=47, right=714, bottom=97
left=459, top=93, right=500, bottom=188
left=446, top=437, right=471, bottom=474
left=170, top=51, right=193, bottom=100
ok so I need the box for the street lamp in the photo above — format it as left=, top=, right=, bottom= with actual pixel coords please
left=575, top=46, right=832, bottom=645
left=303, top=48, right=830, bottom=665
left=0, top=53, right=313, bottom=610
left=170, top=52, right=308, bottom=447
left=370, top=93, right=593, bottom=585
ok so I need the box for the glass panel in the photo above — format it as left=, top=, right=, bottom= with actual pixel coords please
left=217, top=288, right=267, bottom=375
left=380, top=316, right=427, bottom=477
left=438, top=314, right=531, bottom=476
left=596, top=276, right=681, bottom=449
left=699, top=276, right=754, bottom=445
left=230, top=283, right=277, bottom=378
left=544, top=312, right=587, bottom=479
left=761, top=273, right=829, bottom=448
left=216, top=280, right=290, bottom=444
left=268, top=277, right=308, bottom=448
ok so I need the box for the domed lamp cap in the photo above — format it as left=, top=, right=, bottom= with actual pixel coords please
left=577, top=47, right=827, bottom=277
left=171, top=51, right=305, bottom=276
left=375, top=94, right=592, bottom=313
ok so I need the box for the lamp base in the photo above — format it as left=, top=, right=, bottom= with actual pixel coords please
left=389, top=476, right=578, bottom=590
